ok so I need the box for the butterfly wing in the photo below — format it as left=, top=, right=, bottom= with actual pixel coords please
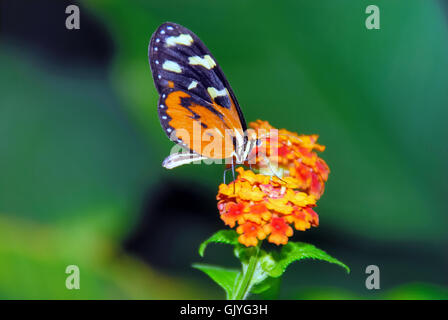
left=149, top=22, right=247, bottom=160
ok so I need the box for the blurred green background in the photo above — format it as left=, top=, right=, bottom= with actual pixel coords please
left=0, top=0, right=447, bottom=299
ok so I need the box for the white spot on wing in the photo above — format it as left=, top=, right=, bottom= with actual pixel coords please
left=162, top=60, right=182, bottom=73
left=165, top=34, right=193, bottom=47
left=207, top=87, right=227, bottom=99
left=188, top=55, right=216, bottom=69
left=188, top=80, right=198, bottom=90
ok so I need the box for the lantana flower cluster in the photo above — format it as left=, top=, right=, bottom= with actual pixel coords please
left=217, top=120, right=329, bottom=247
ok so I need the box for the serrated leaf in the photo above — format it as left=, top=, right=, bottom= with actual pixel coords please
left=198, top=230, right=239, bottom=257
left=192, top=263, right=240, bottom=299
left=268, top=242, right=350, bottom=277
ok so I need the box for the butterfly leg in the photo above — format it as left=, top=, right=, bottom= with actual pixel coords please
left=223, top=166, right=232, bottom=184
left=232, top=159, right=237, bottom=190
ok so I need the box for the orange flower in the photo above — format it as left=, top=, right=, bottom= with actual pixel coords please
left=218, top=202, right=245, bottom=228
left=236, top=221, right=267, bottom=247
left=248, top=120, right=330, bottom=199
left=217, top=167, right=319, bottom=247
left=285, top=207, right=319, bottom=231
left=263, top=217, right=293, bottom=245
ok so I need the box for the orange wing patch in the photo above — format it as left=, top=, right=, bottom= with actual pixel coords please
left=209, top=95, right=244, bottom=137
left=164, top=90, right=239, bottom=159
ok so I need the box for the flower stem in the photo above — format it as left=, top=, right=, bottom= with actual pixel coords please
left=232, top=245, right=260, bottom=300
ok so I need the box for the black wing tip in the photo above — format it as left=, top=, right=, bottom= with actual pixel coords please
left=149, top=22, right=186, bottom=55
left=152, top=22, right=184, bottom=39
left=158, top=21, right=183, bottom=29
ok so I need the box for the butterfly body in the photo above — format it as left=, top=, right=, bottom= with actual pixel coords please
left=148, top=22, right=256, bottom=168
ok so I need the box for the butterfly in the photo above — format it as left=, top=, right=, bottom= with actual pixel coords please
left=148, top=22, right=260, bottom=170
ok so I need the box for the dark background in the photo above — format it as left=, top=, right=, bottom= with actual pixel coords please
left=0, top=0, right=447, bottom=299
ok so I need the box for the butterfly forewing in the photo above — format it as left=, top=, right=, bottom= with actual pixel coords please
left=149, top=22, right=247, bottom=160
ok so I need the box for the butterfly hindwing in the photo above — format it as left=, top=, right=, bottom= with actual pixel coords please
left=149, top=22, right=247, bottom=159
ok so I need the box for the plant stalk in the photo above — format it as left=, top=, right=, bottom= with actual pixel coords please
left=232, top=245, right=260, bottom=300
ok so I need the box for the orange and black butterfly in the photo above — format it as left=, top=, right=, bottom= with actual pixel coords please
left=148, top=22, right=259, bottom=170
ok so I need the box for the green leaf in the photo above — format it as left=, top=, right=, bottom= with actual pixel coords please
left=251, top=277, right=281, bottom=299
left=198, top=230, right=239, bottom=257
left=251, top=276, right=280, bottom=294
left=233, top=244, right=255, bottom=262
left=192, top=263, right=240, bottom=299
left=268, top=242, right=350, bottom=277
